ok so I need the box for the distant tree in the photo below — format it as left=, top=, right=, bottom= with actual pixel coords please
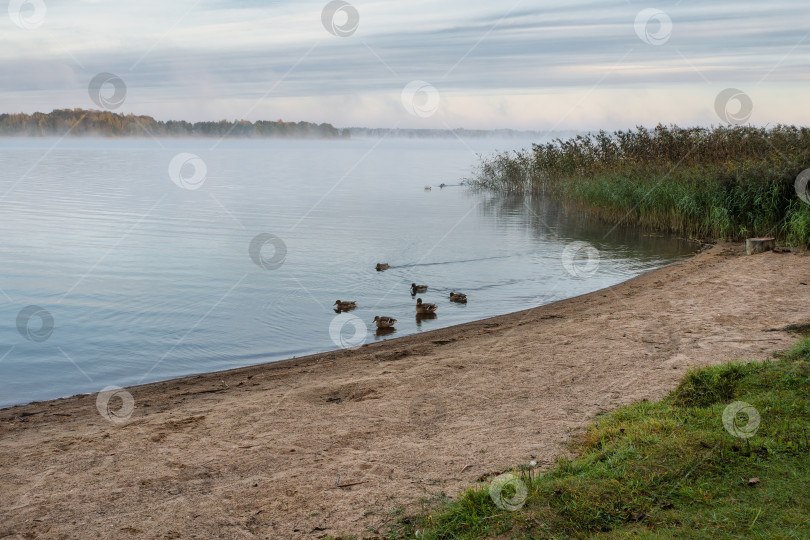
left=0, top=109, right=346, bottom=139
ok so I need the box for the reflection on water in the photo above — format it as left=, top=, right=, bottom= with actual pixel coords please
left=375, top=327, right=397, bottom=338
left=415, top=312, right=438, bottom=327
left=476, top=192, right=693, bottom=265
left=0, top=137, right=696, bottom=407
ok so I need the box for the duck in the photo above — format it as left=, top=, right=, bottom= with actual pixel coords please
left=410, top=283, right=428, bottom=295
left=449, top=292, right=467, bottom=303
left=333, top=300, right=357, bottom=311
left=376, top=263, right=389, bottom=271
left=373, top=316, right=397, bottom=328
left=439, top=183, right=446, bottom=188
left=424, top=185, right=432, bottom=191
left=415, top=298, right=438, bottom=314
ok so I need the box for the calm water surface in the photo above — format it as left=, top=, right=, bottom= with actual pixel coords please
left=0, top=137, right=695, bottom=407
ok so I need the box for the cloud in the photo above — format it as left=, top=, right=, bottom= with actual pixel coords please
left=1, top=0, right=808, bottom=129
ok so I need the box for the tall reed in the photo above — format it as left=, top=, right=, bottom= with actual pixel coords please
left=470, top=125, right=810, bottom=245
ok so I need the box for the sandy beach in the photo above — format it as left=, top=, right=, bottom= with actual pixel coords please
left=1, top=243, right=807, bottom=539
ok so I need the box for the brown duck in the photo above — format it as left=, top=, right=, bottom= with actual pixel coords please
left=415, top=298, right=438, bottom=314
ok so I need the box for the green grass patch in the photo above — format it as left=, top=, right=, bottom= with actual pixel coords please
left=388, top=337, right=810, bottom=539
left=468, top=125, right=810, bottom=246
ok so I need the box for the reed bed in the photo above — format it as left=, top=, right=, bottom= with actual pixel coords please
left=470, top=125, right=810, bottom=245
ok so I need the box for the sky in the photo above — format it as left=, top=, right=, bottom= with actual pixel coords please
left=1, top=0, right=809, bottom=130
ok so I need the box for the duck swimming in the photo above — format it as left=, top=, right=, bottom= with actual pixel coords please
left=373, top=316, right=397, bottom=328
left=415, top=298, right=438, bottom=314
left=449, top=292, right=467, bottom=303
left=410, top=283, right=428, bottom=295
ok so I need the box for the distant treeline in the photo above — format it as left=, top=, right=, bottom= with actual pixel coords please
left=470, top=124, right=810, bottom=246
left=349, top=127, right=578, bottom=140
left=0, top=109, right=347, bottom=139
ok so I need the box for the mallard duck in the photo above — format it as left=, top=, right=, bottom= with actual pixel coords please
left=334, top=300, right=357, bottom=311
left=373, top=316, right=397, bottom=328
left=424, top=185, right=432, bottom=191
left=415, top=298, right=438, bottom=314
left=376, top=263, right=389, bottom=271
left=410, top=283, right=428, bottom=295
left=449, top=292, right=467, bottom=303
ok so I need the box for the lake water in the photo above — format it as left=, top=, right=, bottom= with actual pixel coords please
left=0, top=137, right=696, bottom=407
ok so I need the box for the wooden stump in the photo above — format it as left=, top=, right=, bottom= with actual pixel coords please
left=745, top=237, right=775, bottom=255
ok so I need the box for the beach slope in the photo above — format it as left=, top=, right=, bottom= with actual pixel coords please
left=1, top=243, right=807, bottom=538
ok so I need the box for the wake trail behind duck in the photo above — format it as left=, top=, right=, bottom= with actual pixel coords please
left=395, top=254, right=514, bottom=268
